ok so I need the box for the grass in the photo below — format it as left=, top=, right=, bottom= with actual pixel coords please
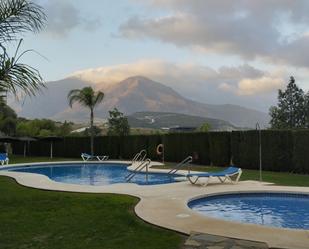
left=156, top=163, right=309, bottom=187
left=2, top=156, right=308, bottom=248
left=0, top=176, right=184, bottom=249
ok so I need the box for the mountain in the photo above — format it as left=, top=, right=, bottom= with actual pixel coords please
left=127, top=112, right=237, bottom=131
left=13, top=76, right=269, bottom=127
left=12, top=78, right=93, bottom=120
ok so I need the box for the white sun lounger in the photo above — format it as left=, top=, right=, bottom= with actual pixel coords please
left=81, top=153, right=109, bottom=162
left=186, top=166, right=242, bottom=186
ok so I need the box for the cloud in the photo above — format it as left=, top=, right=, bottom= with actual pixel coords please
left=238, top=77, right=283, bottom=95
left=71, top=60, right=218, bottom=86
left=38, top=0, right=101, bottom=38
left=71, top=60, right=172, bottom=85
left=220, top=76, right=284, bottom=96
left=70, top=60, right=286, bottom=110
left=120, top=0, right=309, bottom=68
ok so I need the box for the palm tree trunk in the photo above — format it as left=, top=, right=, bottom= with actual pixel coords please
left=90, top=108, right=94, bottom=156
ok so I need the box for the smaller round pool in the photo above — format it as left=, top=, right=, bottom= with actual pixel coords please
left=188, top=193, right=309, bottom=230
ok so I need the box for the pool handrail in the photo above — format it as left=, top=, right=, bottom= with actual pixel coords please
left=126, top=158, right=151, bottom=182
left=132, top=150, right=147, bottom=164
left=168, top=156, right=193, bottom=175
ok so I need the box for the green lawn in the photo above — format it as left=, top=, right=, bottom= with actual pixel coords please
left=1, top=156, right=308, bottom=249
left=156, top=163, right=309, bottom=187
left=0, top=176, right=184, bottom=249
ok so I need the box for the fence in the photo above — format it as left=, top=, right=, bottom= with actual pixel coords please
left=11, top=130, right=309, bottom=173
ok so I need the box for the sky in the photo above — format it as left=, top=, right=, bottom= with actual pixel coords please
left=11, top=0, right=309, bottom=112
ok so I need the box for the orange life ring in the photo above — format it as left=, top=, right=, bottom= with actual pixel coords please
left=156, top=144, right=164, bottom=155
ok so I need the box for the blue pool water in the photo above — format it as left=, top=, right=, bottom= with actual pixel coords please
left=6, top=163, right=179, bottom=186
left=188, top=193, right=309, bottom=230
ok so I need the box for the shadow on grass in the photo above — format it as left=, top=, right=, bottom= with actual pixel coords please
left=0, top=176, right=185, bottom=249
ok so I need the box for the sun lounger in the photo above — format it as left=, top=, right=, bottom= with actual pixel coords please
left=0, top=153, right=9, bottom=165
left=186, top=166, right=242, bottom=186
left=81, top=153, right=109, bottom=162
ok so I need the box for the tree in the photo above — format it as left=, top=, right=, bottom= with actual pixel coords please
left=270, top=76, right=307, bottom=129
left=0, top=116, right=16, bottom=135
left=107, top=108, right=130, bottom=136
left=16, top=119, right=37, bottom=136
left=198, top=123, right=211, bottom=132
left=0, top=0, right=46, bottom=100
left=16, top=118, right=56, bottom=136
left=56, top=121, right=73, bottom=136
left=15, top=118, right=71, bottom=137
left=305, top=92, right=309, bottom=128
left=68, top=87, right=104, bottom=155
left=83, top=125, right=101, bottom=136
left=0, top=98, right=17, bottom=135
left=0, top=98, right=17, bottom=118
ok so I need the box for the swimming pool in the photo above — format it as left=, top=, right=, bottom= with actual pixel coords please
left=188, top=193, right=309, bottom=230
left=5, top=163, right=180, bottom=186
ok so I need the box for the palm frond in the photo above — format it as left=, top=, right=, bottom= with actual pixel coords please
left=0, top=61, right=44, bottom=96
left=0, top=0, right=46, bottom=42
left=93, top=91, right=104, bottom=107
left=0, top=39, right=44, bottom=97
left=68, top=87, right=105, bottom=110
left=68, top=89, right=81, bottom=107
left=68, top=88, right=91, bottom=109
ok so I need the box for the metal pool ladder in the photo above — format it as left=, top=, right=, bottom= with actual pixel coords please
left=132, top=149, right=147, bottom=164
left=126, top=158, right=151, bottom=182
left=168, top=156, right=193, bottom=175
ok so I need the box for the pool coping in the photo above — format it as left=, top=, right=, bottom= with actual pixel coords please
left=0, top=161, right=309, bottom=249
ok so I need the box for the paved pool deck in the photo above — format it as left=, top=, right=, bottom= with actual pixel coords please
left=0, top=161, right=308, bottom=249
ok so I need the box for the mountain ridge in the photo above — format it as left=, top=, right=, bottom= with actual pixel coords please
left=12, top=75, right=270, bottom=128
left=127, top=111, right=238, bottom=131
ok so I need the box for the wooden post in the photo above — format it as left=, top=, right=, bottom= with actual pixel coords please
left=23, top=142, right=26, bottom=157
left=50, top=141, right=53, bottom=159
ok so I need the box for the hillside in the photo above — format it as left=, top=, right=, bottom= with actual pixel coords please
left=13, top=76, right=270, bottom=128
left=127, top=112, right=237, bottom=131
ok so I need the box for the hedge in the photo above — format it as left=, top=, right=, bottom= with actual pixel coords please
left=293, top=130, right=309, bottom=173
left=10, top=130, right=309, bottom=173
left=261, top=130, right=293, bottom=172
left=231, top=130, right=259, bottom=170
left=231, top=130, right=294, bottom=172
left=208, top=132, right=231, bottom=166
left=163, top=133, right=211, bottom=164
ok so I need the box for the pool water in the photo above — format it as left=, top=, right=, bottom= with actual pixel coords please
left=7, top=163, right=180, bottom=186
left=188, top=193, right=309, bottom=230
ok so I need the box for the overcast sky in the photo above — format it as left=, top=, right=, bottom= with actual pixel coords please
left=14, top=0, right=309, bottom=111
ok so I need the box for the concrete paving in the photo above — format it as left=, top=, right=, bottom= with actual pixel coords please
left=0, top=161, right=309, bottom=249
left=184, top=232, right=269, bottom=249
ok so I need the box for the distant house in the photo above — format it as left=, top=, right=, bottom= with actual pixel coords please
left=71, top=127, right=89, bottom=133
left=168, top=127, right=197, bottom=133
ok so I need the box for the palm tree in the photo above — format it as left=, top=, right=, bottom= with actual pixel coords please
left=0, top=0, right=46, bottom=100
left=68, top=87, right=104, bottom=155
